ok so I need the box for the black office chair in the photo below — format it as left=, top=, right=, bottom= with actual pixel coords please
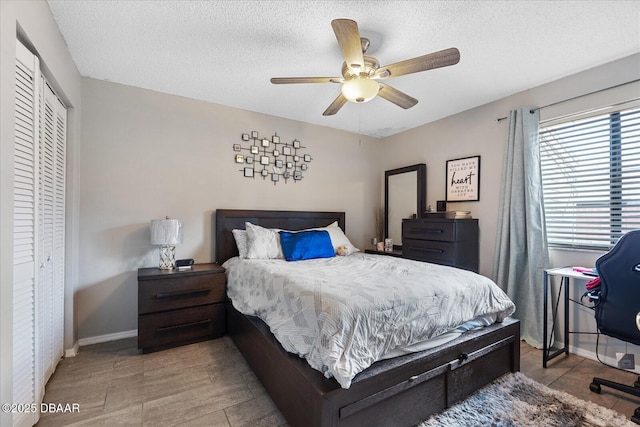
left=589, top=229, right=640, bottom=424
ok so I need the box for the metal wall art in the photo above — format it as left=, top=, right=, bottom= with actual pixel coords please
left=233, top=131, right=312, bottom=185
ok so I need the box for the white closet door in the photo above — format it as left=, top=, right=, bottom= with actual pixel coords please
left=13, top=39, right=66, bottom=427
left=52, top=91, right=66, bottom=368
left=38, top=80, right=66, bottom=384
left=13, top=39, right=41, bottom=427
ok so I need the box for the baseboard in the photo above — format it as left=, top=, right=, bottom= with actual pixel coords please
left=77, top=329, right=138, bottom=347
left=64, top=341, right=79, bottom=358
left=569, top=344, right=640, bottom=375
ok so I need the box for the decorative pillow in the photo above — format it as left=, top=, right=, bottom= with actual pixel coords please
left=319, top=221, right=359, bottom=255
left=279, top=230, right=335, bottom=261
left=245, top=222, right=284, bottom=259
left=231, top=229, right=249, bottom=258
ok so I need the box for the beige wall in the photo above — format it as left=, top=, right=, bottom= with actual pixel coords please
left=381, top=53, right=640, bottom=366
left=0, top=1, right=81, bottom=423
left=78, top=54, right=639, bottom=363
left=78, top=78, right=381, bottom=339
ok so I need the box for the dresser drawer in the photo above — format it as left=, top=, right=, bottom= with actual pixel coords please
left=403, top=238, right=479, bottom=272
left=403, top=221, right=456, bottom=242
left=138, top=273, right=225, bottom=314
left=403, top=219, right=478, bottom=242
left=403, top=239, right=457, bottom=263
left=138, top=303, right=225, bottom=350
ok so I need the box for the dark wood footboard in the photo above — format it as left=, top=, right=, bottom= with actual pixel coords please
left=227, top=300, right=520, bottom=427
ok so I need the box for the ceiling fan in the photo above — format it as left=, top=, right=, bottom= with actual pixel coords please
left=270, top=19, right=460, bottom=116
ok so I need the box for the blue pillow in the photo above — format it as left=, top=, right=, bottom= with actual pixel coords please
left=279, top=230, right=335, bottom=261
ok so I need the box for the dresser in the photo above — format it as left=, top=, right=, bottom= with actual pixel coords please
left=137, top=263, right=226, bottom=353
left=402, top=218, right=479, bottom=272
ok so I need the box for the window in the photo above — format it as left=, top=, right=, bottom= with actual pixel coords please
left=540, top=106, right=640, bottom=250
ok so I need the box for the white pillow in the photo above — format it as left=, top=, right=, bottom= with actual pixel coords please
left=232, top=229, right=249, bottom=258
left=245, top=222, right=284, bottom=259
left=317, top=221, right=359, bottom=255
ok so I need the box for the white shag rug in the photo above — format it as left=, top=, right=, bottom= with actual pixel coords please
left=420, top=372, right=635, bottom=427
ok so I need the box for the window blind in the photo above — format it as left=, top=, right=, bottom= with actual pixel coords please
left=540, top=107, right=640, bottom=250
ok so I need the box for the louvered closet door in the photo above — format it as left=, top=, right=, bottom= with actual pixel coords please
left=38, top=79, right=66, bottom=384
left=13, top=39, right=40, bottom=427
left=13, top=39, right=66, bottom=427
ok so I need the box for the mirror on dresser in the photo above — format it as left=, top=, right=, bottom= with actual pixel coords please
left=385, top=163, right=426, bottom=248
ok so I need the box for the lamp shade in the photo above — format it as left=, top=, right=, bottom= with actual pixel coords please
left=341, top=78, right=380, bottom=103
left=150, top=218, right=183, bottom=245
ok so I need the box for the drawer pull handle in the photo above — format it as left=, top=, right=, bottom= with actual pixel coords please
left=155, top=288, right=211, bottom=299
left=419, top=248, right=444, bottom=254
left=458, top=353, right=469, bottom=361
left=157, top=318, right=212, bottom=332
left=408, top=375, right=419, bottom=381
left=415, top=229, right=444, bottom=234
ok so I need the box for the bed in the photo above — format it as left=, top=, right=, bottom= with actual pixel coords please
left=216, top=209, right=520, bottom=427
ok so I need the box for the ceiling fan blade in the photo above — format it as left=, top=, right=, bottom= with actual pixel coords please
left=271, top=77, right=342, bottom=84
left=323, top=93, right=348, bottom=116
left=375, top=47, right=460, bottom=79
left=331, top=19, right=365, bottom=73
left=377, top=83, right=418, bottom=109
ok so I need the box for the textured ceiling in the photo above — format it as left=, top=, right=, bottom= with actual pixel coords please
left=47, top=1, right=640, bottom=138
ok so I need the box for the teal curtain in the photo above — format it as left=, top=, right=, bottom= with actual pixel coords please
left=493, top=107, right=549, bottom=348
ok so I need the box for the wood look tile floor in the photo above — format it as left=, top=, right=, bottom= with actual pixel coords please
left=36, top=337, right=640, bottom=426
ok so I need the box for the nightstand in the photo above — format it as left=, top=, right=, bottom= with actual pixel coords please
left=364, top=249, right=403, bottom=258
left=137, top=263, right=226, bottom=353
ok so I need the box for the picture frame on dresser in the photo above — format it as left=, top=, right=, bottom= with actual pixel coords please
left=446, top=155, right=480, bottom=202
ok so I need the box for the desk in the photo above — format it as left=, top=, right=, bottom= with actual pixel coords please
left=543, top=266, right=597, bottom=367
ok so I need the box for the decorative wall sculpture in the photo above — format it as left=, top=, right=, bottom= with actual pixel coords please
left=233, top=131, right=311, bottom=185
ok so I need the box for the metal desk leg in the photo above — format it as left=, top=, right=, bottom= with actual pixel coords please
left=543, top=271, right=549, bottom=368
left=543, top=272, right=569, bottom=367
left=563, top=276, right=570, bottom=355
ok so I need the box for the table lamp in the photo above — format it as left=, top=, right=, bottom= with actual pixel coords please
left=150, top=217, right=183, bottom=269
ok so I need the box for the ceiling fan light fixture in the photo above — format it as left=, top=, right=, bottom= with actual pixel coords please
left=341, top=78, right=379, bottom=103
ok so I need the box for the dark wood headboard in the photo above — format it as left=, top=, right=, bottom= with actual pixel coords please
left=215, top=209, right=346, bottom=264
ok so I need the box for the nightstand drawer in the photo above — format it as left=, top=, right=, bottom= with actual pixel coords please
left=138, top=303, right=225, bottom=350
left=139, top=273, right=225, bottom=314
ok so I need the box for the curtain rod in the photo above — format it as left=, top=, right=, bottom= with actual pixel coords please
left=496, top=78, right=640, bottom=122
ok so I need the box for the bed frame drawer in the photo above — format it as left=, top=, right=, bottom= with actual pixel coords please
left=335, top=334, right=517, bottom=427
left=447, top=336, right=516, bottom=405
left=227, top=299, right=520, bottom=427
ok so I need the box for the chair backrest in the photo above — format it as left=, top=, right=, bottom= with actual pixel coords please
left=594, top=229, right=640, bottom=345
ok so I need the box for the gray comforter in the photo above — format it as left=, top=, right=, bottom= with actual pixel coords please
left=224, top=253, right=515, bottom=388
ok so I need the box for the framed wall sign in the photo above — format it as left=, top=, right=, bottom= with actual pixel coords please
left=446, top=155, right=480, bottom=202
